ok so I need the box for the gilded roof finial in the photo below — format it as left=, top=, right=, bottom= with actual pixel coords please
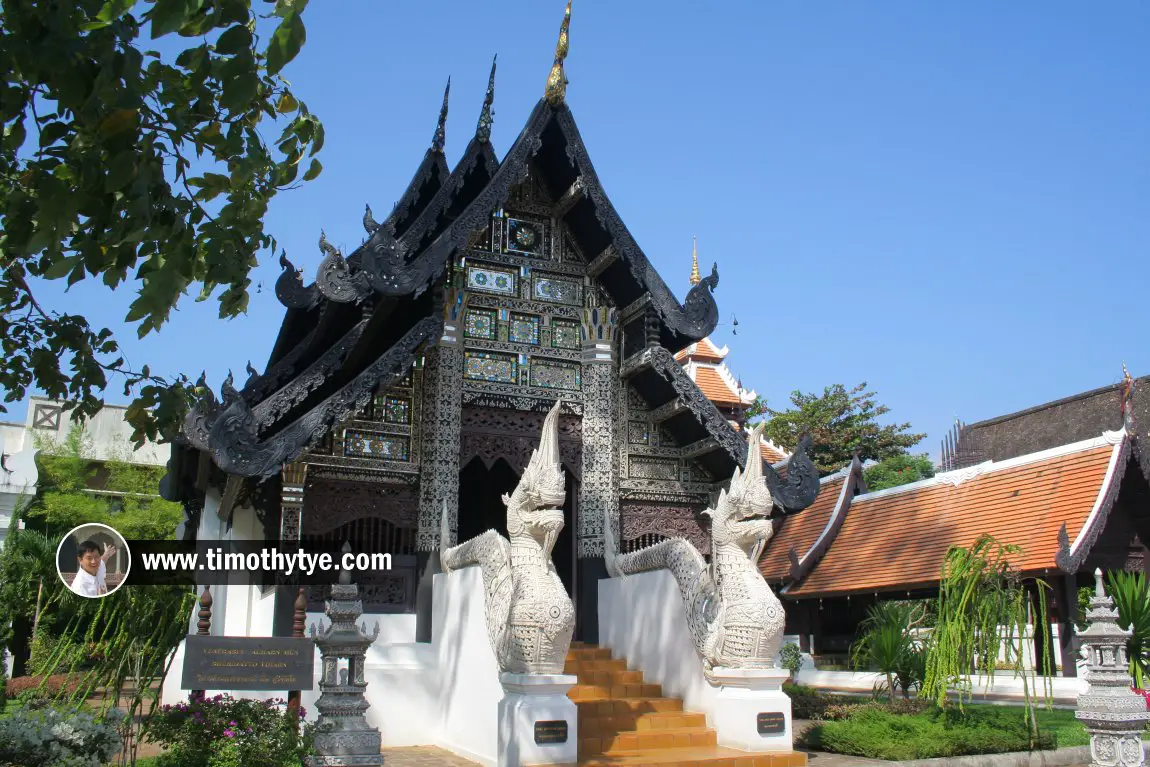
left=689, top=235, right=701, bottom=286
left=545, top=0, right=572, bottom=105
left=432, top=77, right=450, bottom=153
left=476, top=55, right=497, bottom=143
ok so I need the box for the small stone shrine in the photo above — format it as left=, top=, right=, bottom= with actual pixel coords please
left=1076, top=568, right=1150, bottom=767
left=308, top=544, right=383, bottom=767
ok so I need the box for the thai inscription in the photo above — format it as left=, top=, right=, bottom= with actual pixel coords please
left=757, top=712, right=786, bottom=735
left=182, top=636, right=314, bottom=691
left=533, top=720, right=569, bottom=745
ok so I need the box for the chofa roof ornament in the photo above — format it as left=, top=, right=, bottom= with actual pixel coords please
left=545, top=0, right=572, bottom=105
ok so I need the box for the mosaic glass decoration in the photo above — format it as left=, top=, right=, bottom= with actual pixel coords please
left=464, top=308, right=497, bottom=340
left=509, top=313, right=541, bottom=345
left=533, top=276, right=580, bottom=305
left=530, top=359, right=581, bottom=390
left=382, top=397, right=411, bottom=424
left=464, top=351, right=517, bottom=384
left=505, top=217, right=545, bottom=257
left=344, top=431, right=410, bottom=461
left=628, top=421, right=650, bottom=445
left=467, top=265, right=516, bottom=296
left=551, top=319, right=580, bottom=349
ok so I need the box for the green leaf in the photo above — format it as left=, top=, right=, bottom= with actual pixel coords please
left=149, top=0, right=194, bottom=39
left=265, top=12, right=305, bottom=76
left=96, top=0, right=137, bottom=22
left=39, top=121, right=69, bottom=148
left=105, top=152, right=136, bottom=192
left=275, top=91, right=298, bottom=114
left=215, top=24, right=252, bottom=55
left=302, top=157, right=321, bottom=181
left=44, top=256, right=81, bottom=280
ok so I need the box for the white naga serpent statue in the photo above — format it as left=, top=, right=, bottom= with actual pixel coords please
left=606, top=422, right=786, bottom=675
left=440, top=400, right=576, bottom=675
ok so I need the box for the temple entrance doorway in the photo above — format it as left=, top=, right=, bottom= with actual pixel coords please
left=457, top=456, right=578, bottom=597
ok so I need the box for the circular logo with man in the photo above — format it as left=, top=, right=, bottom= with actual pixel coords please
left=56, top=523, right=131, bottom=598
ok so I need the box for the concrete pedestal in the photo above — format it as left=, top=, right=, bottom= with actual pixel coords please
left=497, top=673, right=578, bottom=767
left=709, top=667, right=793, bottom=752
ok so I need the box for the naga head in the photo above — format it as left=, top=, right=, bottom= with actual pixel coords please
left=707, top=422, right=775, bottom=552
left=505, top=400, right=567, bottom=557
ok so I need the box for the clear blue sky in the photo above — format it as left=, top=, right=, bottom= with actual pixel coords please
left=8, top=1, right=1150, bottom=461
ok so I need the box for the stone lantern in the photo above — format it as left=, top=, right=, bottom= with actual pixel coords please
left=1076, top=568, right=1150, bottom=767
left=307, top=543, right=383, bottom=767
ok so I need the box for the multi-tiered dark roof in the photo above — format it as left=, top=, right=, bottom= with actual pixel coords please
left=165, top=9, right=819, bottom=516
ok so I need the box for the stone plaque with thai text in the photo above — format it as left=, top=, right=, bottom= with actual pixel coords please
left=182, top=636, right=314, bottom=690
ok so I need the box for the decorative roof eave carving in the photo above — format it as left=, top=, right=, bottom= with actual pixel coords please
left=552, top=104, right=719, bottom=345
left=274, top=136, right=500, bottom=310
left=203, top=316, right=443, bottom=479
left=645, top=345, right=819, bottom=513
left=1056, top=430, right=1132, bottom=572
left=787, top=456, right=864, bottom=583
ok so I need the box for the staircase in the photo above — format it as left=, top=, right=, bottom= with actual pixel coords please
left=564, top=642, right=806, bottom=767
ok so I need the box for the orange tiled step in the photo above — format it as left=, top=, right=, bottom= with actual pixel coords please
left=581, top=725, right=716, bottom=756
left=564, top=643, right=806, bottom=767
left=571, top=747, right=807, bottom=767
left=580, top=710, right=706, bottom=737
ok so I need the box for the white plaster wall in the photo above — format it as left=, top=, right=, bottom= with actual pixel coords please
left=0, top=422, right=25, bottom=455
left=20, top=396, right=169, bottom=466
left=598, top=571, right=719, bottom=723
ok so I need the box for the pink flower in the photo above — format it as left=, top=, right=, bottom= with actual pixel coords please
left=223, top=729, right=235, bottom=738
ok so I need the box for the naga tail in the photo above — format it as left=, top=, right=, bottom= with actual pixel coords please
left=615, top=538, right=716, bottom=661
left=440, top=499, right=515, bottom=659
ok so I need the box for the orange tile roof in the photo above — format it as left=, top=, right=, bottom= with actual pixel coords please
left=786, top=436, right=1127, bottom=599
left=760, top=469, right=851, bottom=584
left=761, top=442, right=788, bottom=463
left=694, top=367, right=744, bottom=407
left=674, top=337, right=727, bottom=364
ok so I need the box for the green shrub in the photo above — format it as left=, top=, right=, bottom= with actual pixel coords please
left=801, top=705, right=1057, bottom=760
left=28, top=632, right=89, bottom=676
left=780, top=643, right=803, bottom=675
left=0, top=704, right=122, bottom=766
left=146, top=693, right=314, bottom=767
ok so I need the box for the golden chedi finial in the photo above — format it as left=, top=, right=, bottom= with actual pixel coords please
left=545, top=0, right=572, bottom=105
left=690, top=235, right=701, bottom=286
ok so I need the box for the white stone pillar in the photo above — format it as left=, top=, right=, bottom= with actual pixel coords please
left=497, top=673, right=578, bottom=767
left=708, top=667, right=793, bottom=752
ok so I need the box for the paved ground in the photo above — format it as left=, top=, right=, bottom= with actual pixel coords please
left=380, top=746, right=484, bottom=766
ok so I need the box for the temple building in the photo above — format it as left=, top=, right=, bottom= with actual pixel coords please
left=757, top=370, right=1150, bottom=677
left=162, top=31, right=817, bottom=645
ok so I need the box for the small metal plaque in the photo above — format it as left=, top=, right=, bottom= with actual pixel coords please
left=757, top=712, right=786, bottom=735
left=534, top=720, right=568, bottom=745
left=182, top=635, right=314, bottom=691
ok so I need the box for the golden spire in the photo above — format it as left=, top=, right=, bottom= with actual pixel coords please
left=545, top=0, right=572, bottom=105
left=690, top=235, right=701, bottom=286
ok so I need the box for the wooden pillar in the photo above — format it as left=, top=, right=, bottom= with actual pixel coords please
left=286, top=587, right=307, bottom=728
left=415, top=291, right=464, bottom=642
left=192, top=585, right=212, bottom=699
left=1055, top=574, right=1079, bottom=677
left=577, top=308, right=619, bottom=643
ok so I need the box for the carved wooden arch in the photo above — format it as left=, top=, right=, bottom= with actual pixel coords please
left=459, top=405, right=583, bottom=481
left=301, top=479, right=419, bottom=537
